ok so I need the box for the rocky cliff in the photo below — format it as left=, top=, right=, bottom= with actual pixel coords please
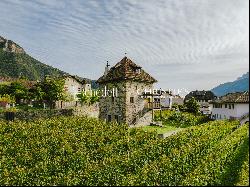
left=0, top=36, right=25, bottom=54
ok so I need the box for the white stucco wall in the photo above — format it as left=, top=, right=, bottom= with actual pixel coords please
left=235, top=103, right=249, bottom=118
left=64, top=77, right=91, bottom=100
left=211, top=103, right=249, bottom=120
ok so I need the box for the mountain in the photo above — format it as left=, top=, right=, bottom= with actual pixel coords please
left=0, top=36, right=66, bottom=80
left=211, top=72, right=249, bottom=96
left=0, top=36, right=98, bottom=88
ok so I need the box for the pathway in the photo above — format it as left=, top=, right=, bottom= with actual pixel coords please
left=158, top=128, right=183, bottom=139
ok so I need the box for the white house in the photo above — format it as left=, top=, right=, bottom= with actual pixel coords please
left=56, top=75, right=92, bottom=109
left=142, top=89, right=184, bottom=109
left=63, top=75, right=91, bottom=100
left=210, top=91, right=249, bottom=122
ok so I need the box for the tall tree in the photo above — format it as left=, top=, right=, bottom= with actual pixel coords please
left=8, top=81, right=29, bottom=104
left=184, top=97, right=200, bottom=114
left=39, top=77, right=66, bottom=108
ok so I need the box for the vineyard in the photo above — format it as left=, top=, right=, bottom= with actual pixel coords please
left=0, top=116, right=249, bottom=186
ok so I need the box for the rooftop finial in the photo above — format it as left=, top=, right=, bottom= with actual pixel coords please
left=106, top=61, right=110, bottom=68
left=104, top=61, right=110, bottom=76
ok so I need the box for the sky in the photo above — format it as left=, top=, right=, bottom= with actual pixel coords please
left=0, top=0, right=249, bottom=95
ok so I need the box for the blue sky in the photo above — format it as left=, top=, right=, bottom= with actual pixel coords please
left=0, top=0, right=249, bottom=94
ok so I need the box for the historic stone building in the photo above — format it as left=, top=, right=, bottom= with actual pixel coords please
left=97, top=56, right=157, bottom=125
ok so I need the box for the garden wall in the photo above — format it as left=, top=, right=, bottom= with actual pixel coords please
left=0, top=103, right=99, bottom=121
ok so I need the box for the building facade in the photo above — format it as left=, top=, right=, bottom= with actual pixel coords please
left=146, top=89, right=184, bottom=109
left=63, top=75, right=91, bottom=100
left=55, top=75, right=92, bottom=109
left=97, top=56, right=157, bottom=125
left=184, top=90, right=216, bottom=115
left=210, top=91, right=249, bottom=121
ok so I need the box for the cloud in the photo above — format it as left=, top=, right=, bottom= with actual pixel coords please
left=0, top=0, right=248, bottom=92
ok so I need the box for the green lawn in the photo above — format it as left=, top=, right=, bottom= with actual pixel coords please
left=140, top=125, right=180, bottom=134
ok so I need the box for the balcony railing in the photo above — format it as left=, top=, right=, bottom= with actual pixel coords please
left=144, top=102, right=161, bottom=109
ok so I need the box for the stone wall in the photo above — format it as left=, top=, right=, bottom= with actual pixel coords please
left=0, top=104, right=99, bottom=121
left=99, top=82, right=126, bottom=123
left=124, top=81, right=153, bottom=125
left=133, top=110, right=153, bottom=127
left=73, top=103, right=99, bottom=118
left=0, top=109, right=74, bottom=121
left=98, top=80, right=153, bottom=125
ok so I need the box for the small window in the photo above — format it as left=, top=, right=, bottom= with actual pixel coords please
left=130, top=97, right=134, bottom=103
left=78, top=87, right=81, bottom=92
left=229, top=104, right=231, bottom=109
left=135, top=68, right=141, bottom=74
left=107, top=115, right=112, bottom=122
left=225, top=104, right=227, bottom=108
left=115, top=115, right=119, bottom=123
left=232, top=104, right=234, bottom=109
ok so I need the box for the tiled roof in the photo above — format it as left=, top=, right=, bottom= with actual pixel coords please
left=211, top=91, right=249, bottom=104
left=0, top=76, right=18, bottom=82
left=62, top=74, right=88, bottom=84
left=185, top=90, right=216, bottom=101
left=97, top=56, right=157, bottom=84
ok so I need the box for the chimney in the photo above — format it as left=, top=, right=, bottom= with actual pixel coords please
left=104, top=61, right=110, bottom=76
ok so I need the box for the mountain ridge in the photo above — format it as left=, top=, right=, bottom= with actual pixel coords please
left=0, top=35, right=98, bottom=88
left=211, top=72, right=249, bottom=97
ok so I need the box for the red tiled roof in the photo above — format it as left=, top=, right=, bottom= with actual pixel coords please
left=97, top=56, right=157, bottom=84
left=211, top=91, right=249, bottom=104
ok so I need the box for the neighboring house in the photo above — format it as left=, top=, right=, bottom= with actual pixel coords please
left=55, top=75, right=92, bottom=109
left=147, top=89, right=184, bottom=109
left=210, top=91, right=249, bottom=122
left=172, top=94, right=184, bottom=106
left=184, top=90, right=217, bottom=115
left=63, top=75, right=91, bottom=100
left=97, top=56, right=157, bottom=125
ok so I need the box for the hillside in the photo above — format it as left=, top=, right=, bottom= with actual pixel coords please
left=0, top=36, right=66, bottom=80
left=211, top=72, right=249, bottom=96
left=0, top=36, right=98, bottom=87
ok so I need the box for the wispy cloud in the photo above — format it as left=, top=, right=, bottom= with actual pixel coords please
left=0, top=0, right=248, bottom=91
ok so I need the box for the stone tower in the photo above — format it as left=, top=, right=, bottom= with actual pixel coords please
left=97, top=56, right=157, bottom=125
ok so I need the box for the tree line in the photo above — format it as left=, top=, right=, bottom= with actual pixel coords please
left=0, top=77, right=99, bottom=109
